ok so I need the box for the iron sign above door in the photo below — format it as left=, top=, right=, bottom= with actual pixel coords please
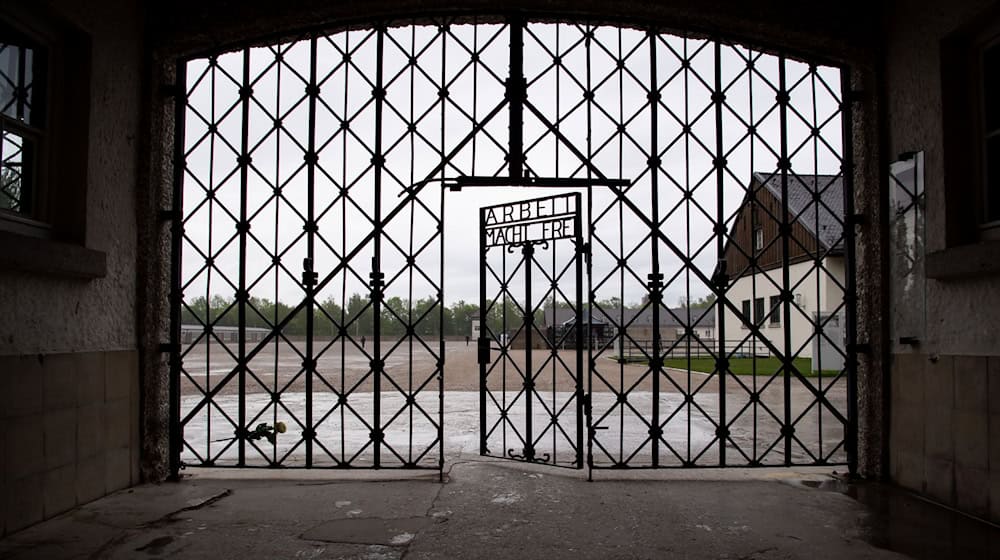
left=479, top=193, right=585, bottom=467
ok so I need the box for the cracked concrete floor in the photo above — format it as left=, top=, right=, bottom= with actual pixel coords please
left=1, top=458, right=997, bottom=559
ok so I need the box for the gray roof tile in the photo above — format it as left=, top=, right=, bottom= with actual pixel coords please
left=753, top=172, right=845, bottom=253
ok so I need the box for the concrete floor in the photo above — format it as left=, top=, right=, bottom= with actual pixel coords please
left=4, top=456, right=999, bottom=559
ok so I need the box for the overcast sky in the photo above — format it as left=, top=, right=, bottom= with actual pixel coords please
left=179, top=22, right=842, bottom=311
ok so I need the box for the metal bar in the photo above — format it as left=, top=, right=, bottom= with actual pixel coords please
left=778, top=56, right=792, bottom=466
left=508, top=17, right=524, bottom=180
left=372, top=26, right=386, bottom=468
left=438, top=25, right=447, bottom=479
left=647, top=31, right=661, bottom=468
left=451, top=176, right=630, bottom=189
left=238, top=47, right=251, bottom=467
left=168, top=61, right=188, bottom=479
left=573, top=192, right=584, bottom=468
left=305, top=36, right=319, bottom=467
left=522, top=241, right=534, bottom=461
left=841, top=67, right=859, bottom=475
left=713, top=40, right=727, bottom=466
left=584, top=24, right=595, bottom=481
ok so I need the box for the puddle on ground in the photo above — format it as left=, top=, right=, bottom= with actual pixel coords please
left=803, top=478, right=1000, bottom=558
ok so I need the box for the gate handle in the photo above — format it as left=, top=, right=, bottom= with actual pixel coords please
left=477, top=337, right=491, bottom=364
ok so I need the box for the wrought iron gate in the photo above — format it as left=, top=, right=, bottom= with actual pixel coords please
left=479, top=193, right=584, bottom=467
left=169, top=14, right=857, bottom=475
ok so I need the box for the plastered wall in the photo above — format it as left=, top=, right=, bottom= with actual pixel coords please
left=0, top=0, right=142, bottom=356
left=0, top=0, right=144, bottom=536
left=882, top=0, right=1000, bottom=523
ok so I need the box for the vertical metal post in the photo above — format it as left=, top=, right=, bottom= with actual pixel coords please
left=841, top=68, right=859, bottom=475
left=479, top=206, right=489, bottom=456
left=522, top=242, right=534, bottom=461
left=168, top=61, right=188, bottom=479
left=713, top=40, right=727, bottom=466
left=573, top=193, right=584, bottom=469
left=439, top=184, right=446, bottom=479
left=778, top=56, right=793, bottom=465
left=237, top=48, right=251, bottom=467
left=304, top=36, right=319, bottom=467
left=371, top=26, right=386, bottom=468
left=508, top=18, right=524, bottom=180
left=647, top=32, right=662, bottom=467
left=584, top=26, right=595, bottom=480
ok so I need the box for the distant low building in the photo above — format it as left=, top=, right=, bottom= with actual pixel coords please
left=535, top=306, right=716, bottom=356
left=470, top=313, right=481, bottom=341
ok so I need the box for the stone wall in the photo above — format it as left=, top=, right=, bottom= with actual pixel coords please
left=882, top=0, right=1000, bottom=523
left=1, top=352, right=140, bottom=536
left=0, top=0, right=144, bottom=536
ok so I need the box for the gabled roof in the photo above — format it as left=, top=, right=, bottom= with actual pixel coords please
left=752, top=172, right=845, bottom=253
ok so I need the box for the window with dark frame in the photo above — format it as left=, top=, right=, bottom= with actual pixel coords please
left=769, top=295, right=781, bottom=325
left=741, top=299, right=751, bottom=328
left=981, top=39, right=1000, bottom=226
left=753, top=297, right=765, bottom=325
left=0, top=27, right=45, bottom=219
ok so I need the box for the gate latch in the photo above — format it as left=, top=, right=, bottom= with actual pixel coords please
left=477, top=337, right=491, bottom=364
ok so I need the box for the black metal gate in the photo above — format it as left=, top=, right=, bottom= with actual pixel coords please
left=479, top=193, right=584, bottom=467
left=169, top=14, right=857, bottom=475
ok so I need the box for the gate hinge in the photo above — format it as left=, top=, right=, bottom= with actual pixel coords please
left=580, top=242, right=591, bottom=264
left=162, top=83, right=186, bottom=100
left=847, top=342, right=871, bottom=354
left=159, top=209, right=181, bottom=222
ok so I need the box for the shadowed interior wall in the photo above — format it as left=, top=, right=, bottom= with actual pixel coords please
left=0, top=0, right=144, bottom=536
left=882, top=0, right=1000, bottom=524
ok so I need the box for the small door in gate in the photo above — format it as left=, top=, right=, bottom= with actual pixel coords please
left=478, top=193, right=585, bottom=468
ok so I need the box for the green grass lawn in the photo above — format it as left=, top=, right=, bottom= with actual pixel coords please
left=655, top=357, right=841, bottom=377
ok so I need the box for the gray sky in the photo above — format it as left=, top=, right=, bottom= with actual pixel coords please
left=179, top=22, right=842, bottom=310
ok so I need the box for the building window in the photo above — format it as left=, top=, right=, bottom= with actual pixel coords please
left=0, top=28, right=45, bottom=220
left=981, top=39, right=1000, bottom=226
left=941, top=10, right=1000, bottom=247
left=753, top=297, right=765, bottom=325
left=753, top=227, right=763, bottom=251
left=769, top=295, right=781, bottom=325
left=741, top=299, right=750, bottom=328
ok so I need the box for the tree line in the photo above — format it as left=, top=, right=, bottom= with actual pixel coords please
left=181, top=294, right=481, bottom=338
left=181, top=291, right=717, bottom=338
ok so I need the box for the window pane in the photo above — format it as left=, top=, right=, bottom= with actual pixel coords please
left=754, top=297, right=765, bottom=324
left=0, top=42, right=38, bottom=125
left=769, top=295, right=781, bottom=324
left=984, top=43, right=1000, bottom=133
left=741, top=300, right=750, bottom=325
left=987, top=135, right=1000, bottom=222
left=0, top=128, right=32, bottom=214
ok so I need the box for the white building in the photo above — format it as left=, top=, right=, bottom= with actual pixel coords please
left=717, top=173, right=846, bottom=370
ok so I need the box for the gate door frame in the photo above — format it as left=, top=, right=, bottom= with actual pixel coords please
left=478, top=192, right=585, bottom=468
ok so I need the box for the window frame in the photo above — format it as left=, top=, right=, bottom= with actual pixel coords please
left=768, top=295, right=781, bottom=325
left=0, top=21, right=50, bottom=236
left=940, top=8, right=1000, bottom=254
left=977, top=34, right=1000, bottom=235
left=0, top=6, right=103, bottom=279
left=740, top=299, right=751, bottom=329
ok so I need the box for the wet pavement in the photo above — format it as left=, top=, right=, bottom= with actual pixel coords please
left=3, top=457, right=999, bottom=559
